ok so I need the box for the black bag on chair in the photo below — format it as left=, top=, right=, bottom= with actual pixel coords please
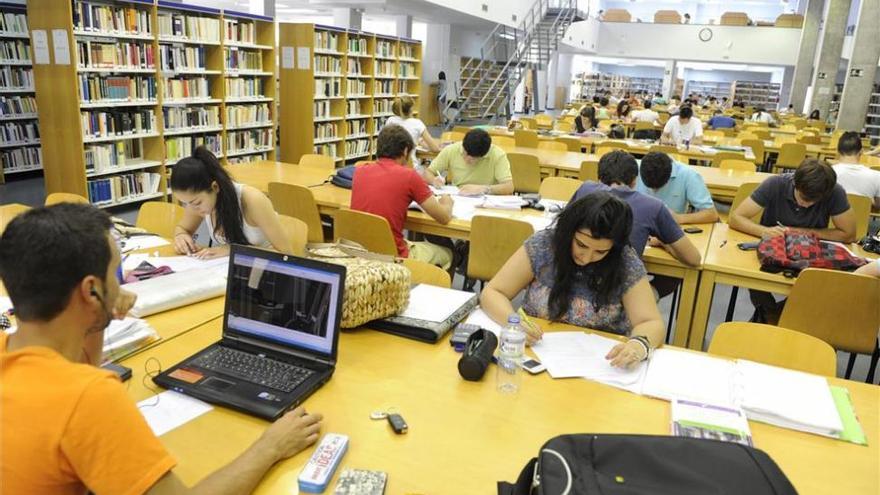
left=498, top=434, right=797, bottom=495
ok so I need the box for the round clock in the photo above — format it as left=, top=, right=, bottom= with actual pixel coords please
left=699, top=27, right=713, bottom=42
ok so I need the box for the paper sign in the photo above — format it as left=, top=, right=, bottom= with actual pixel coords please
left=818, top=87, right=831, bottom=95
left=51, top=29, right=70, bottom=65
left=297, top=47, right=310, bottom=70
left=281, top=46, right=294, bottom=69
left=31, top=30, right=49, bottom=64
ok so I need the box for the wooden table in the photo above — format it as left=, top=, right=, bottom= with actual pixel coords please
left=688, top=224, right=877, bottom=351
left=692, top=167, right=773, bottom=202
left=120, top=317, right=880, bottom=495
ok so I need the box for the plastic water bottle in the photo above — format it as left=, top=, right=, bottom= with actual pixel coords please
left=497, top=314, right=527, bottom=394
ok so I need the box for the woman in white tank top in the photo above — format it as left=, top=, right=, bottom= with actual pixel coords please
left=170, top=147, right=292, bottom=259
left=384, top=95, right=440, bottom=166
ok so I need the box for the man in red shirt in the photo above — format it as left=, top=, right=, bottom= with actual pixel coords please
left=352, top=124, right=454, bottom=268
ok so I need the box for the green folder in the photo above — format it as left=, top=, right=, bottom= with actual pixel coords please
left=830, top=386, right=868, bottom=446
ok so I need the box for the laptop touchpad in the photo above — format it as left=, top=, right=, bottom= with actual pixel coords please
left=201, top=376, right=235, bottom=391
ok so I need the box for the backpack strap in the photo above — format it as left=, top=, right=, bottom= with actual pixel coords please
left=497, top=458, right=537, bottom=495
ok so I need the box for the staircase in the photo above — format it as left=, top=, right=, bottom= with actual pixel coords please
left=444, top=0, right=583, bottom=128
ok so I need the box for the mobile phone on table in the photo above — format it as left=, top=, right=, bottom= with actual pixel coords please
left=521, top=358, right=546, bottom=374
left=102, top=362, right=132, bottom=382
left=737, top=241, right=760, bottom=251
left=683, top=227, right=703, bottom=234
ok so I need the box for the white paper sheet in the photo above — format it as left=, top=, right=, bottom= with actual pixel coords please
left=119, top=235, right=170, bottom=253
left=639, top=348, right=737, bottom=407
left=399, top=284, right=475, bottom=323
left=579, top=333, right=649, bottom=391
left=51, top=29, right=70, bottom=65
left=463, top=308, right=504, bottom=336
left=281, top=46, right=294, bottom=69
left=138, top=391, right=213, bottom=436
left=430, top=185, right=459, bottom=196
left=141, top=256, right=229, bottom=274
left=32, top=30, right=49, bottom=64
left=529, top=332, right=598, bottom=378
left=297, top=47, right=310, bottom=70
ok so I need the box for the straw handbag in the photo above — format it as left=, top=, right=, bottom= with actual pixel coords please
left=307, top=240, right=411, bottom=328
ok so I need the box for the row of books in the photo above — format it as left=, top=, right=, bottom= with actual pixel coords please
left=375, top=115, right=390, bottom=129
left=0, top=12, right=28, bottom=35
left=348, top=38, right=367, bottom=54
left=346, top=119, right=366, bottom=135
left=375, top=61, right=395, bottom=77
left=313, top=143, right=337, bottom=158
left=87, top=172, right=161, bottom=205
left=346, top=100, right=366, bottom=115
left=0, top=121, right=38, bottom=144
left=315, top=31, right=338, bottom=51
left=399, top=44, right=415, bottom=59
left=84, top=140, right=140, bottom=173
left=163, top=106, right=219, bottom=130
left=347, top=59, right=363, bottom=74
left=77, top=40, right=155, bottom=70
left=79, top=74, right=156, bottom=103
left=158, top=11, right=220, bottom=43
left=226, top=77, right=263, bottom=97
left=396, top=80, right=412, bottom=93
left=0, top=66, right=32, bottom=89
left=1, top=146, right=41, bottom=171
left=314, top=100, right=331, bottom=119
left=314, top=122, right=338, bottom=140
left=315, top=78, right=341, bottom=98
left=399, top=62, right=416, bottom=78
left=376, top=40, right=395, bottom=58
left=226, top=103, right=270, bottom=126
left=224, top=19, right=256, bottom=44
left=346, top=79, right=366, bottom=96
left=375, top=79, right=393, bottom=94
left=0, top=40, right=30, bottom=63
left=228, top=153, right=266, bottom=164
left=314, top=55, right=341, bottom=74
left=166, top=134, right=221, bottom=161
left=73, top=1, right=152, bottom=35
left=345, top=138, right=370, bottom=157
left=0, top=95, right=36, bottom=117
left=159, top=45, right=208, bottom=72
left=227, top=129, right=271, bottom=152
left=225, top=48, right=263, bottom=71
left=81, top=109, right=155, bottom=138
left=163, top=77, right=210, bottom=100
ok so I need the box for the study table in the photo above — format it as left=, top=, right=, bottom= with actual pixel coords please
left=119, top=315, right=880, bottom=495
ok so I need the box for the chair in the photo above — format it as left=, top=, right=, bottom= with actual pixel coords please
left=333, top=208, right=398, bottom=256
left=440, top=131, right=464, bottom=143
left=537, top=141, right=567, bottom=152
left=711, top=152, right=745, bottom=168
left=740, top=138, right=766, bottom=169
left=774, top=142, right=806, bottom=172
left=729, top=182, right=763, bottom=222
left=492, top=136, right=516, bottom=150
left=135, top=202, right=185, bottom=238
left=737, top=132, right=758, bottom=141
left=833, top=193, right=871, bottom=240
left=648, top=144, right=678, bottom=155
left=0, top=203, right=29, bottom=234
left=859, top=154, right=880, bottom=167
left=45, top=192, right=88, bottom=205
left=277, top=214, right=308, bottom=256
left=703, top=130, right=725, bottom=140
left=466, top=216, right=534, bottom=284
left=539, top=177, right=581, bottom=201
left=779, top=268, right=880, bottom=382
left=797, top=134, right=822, bottom=145
left=653, top=10, right=681, bottom=24
left=708, top=322, right=837, bottom=376
left=534, top=114, right=554, bottom=129
left=634, top=121, right=656, bottom=132
left=719, top=159, right=756, bottom=173
left=508, top=152, right=542, bottom=194
left=514, top=129, right=539, bottom=148
left=452, top=126, right=471, bottom=134
left=401, top=258, right=451, bottom=288
left=603, top=8, right=632, bottom=22
left=520, top=117, right=538, bottom=130
left=779, top=124, right=798, bottom=132
left=750, top=129, right=771, bottom=141
left=579, top=159, right=599, bottom=182
left=554, top=121, right=573, bottom=133
left=555, top=136, right=583, bottom=152
left=268, top=182, right=325, bottom=243
left=775, top=13, right=804, bottom=28
left=299, top=154, right=335, bottom=171
left=720, top=12, right=751, bottom=26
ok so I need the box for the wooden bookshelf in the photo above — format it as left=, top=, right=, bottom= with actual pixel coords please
left=279, top=23, right=422, bottom=166
left=28, top=0, right=276, bottom=207
left=0, top=2, right=41, bottom=184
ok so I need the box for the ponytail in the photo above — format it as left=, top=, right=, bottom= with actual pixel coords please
left=170, top=146, right=248, bottom=245
left=391, top=95, right=414, bottom=118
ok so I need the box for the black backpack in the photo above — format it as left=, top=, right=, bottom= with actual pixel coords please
left=498, top=434, right=797, bottom=495
left=330, top=165, right=356, bottom=189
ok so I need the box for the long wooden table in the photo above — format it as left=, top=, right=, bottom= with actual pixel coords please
left=120, top=316, right=880, bottom=495
left=693, top=167, right=773, bottom=202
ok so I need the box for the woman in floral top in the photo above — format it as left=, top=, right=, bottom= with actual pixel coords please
left=480, top=192, right=665, bottom=368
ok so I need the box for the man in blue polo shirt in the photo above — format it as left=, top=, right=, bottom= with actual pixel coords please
left=637, top=152, right=719, bottom=224
left=707, top=110, right=736, bottom=129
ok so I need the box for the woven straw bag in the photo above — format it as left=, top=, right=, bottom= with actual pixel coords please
left=307, top=240, right=411, bottom=328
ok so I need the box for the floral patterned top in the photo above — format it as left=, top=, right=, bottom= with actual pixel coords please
left=522, top=229, right=647, bottom=335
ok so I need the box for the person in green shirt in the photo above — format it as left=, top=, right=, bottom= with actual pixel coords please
left=422, top=129, right=514, bottom=196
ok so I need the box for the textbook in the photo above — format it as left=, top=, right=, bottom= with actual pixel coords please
left=671, top=399, right=753, bottom=447
left=370, top=284, right=477, bottom=343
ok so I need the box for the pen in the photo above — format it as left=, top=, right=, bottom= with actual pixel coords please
left=517, top=307, right=538, bottom=333
left=720, top=240, right=727, bottom=248
left=776, top=221, right=785, bottom=228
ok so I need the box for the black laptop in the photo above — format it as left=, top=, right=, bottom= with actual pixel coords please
left=153, top=245, right=346, bottom=420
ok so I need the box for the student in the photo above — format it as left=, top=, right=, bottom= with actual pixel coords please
left=630, top=100, right=660, bottom=124
left=0, top=203, right=323, bottom=495
left=437, top=71, right=447, bottom=124
left=575, top=105, right=598, bottom=133
left=779, top=104, right=795, bottom=115
left=479, top=192, right=665, bottom=368
left=571, top=150, right=701, bottom=267
left=616, top=100, right=632, bottom=121
left=809, top=109, right=821, bottom=121
left=661, top=106, right=703, bottom=146
left=171, top=147, right=292, bottom=258
left=422, top=128, right=514, bottom=196
left=666, top=97, right=680, bottom=116
left=831, top=131, right=880, bottom=210
left=386, top=95, right=440, bottom=164
left=638, top=152, right=719, bottom=224
left=683, top=13, right=691, bottom=24
left=652, top=92, right=667, bottom=105
left=707, top=109, right=736, bottom=129
left=750, top=107, right=776, bottom=125
left=721, top=96, right=731, bottom=109
left=596, top=97, right=611, bottom=119
left=352, top=125, right=454, bottom=267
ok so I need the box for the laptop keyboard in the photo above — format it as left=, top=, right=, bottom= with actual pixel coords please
left=192, top=347, right=314, bottom=393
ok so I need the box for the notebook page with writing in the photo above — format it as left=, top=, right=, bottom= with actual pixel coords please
left=639, top=348, right=737, bottom=407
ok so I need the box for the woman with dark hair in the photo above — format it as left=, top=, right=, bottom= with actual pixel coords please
left=616, top=100, right=632, bottom=121
left=170, top=147, right=292, bottom=258
left=480, top=192, right=665, bottom=368
left=574, top=105, right=597, bottom=133
left=809, top=109, right=821, bottom=121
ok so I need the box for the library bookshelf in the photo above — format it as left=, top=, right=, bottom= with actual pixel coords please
left=0, top=2, right=41, bottom=184
left=28, top=0, right=275, bottom=208
left=279, top=23, right=421, bottom=167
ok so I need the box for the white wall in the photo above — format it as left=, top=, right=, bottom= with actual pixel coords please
left=595, top=64, right=664, bottom=79
left=421, top=0, right=534, bottom=28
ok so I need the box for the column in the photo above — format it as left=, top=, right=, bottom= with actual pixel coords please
left=779, top=66, right=795, bottom=111
left=263, top=0, right=274, bottom=17
left=332, top=8, right=362, bottom=30
left=661, top=60, right=677, bottom=99
left=789, top=0, right=824, bottom=112
left=423, top=23, right=452, bottom=125
left=807, top=0, right=852, bottom=120
left=394, top=15, right=413, bottom=39
left=836, top=0, right=880, bottom=131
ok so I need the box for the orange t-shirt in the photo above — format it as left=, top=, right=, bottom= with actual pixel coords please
left=0, top=332, right=176, bottom=495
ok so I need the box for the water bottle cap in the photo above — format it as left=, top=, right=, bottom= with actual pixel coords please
left=507, top=314, right=521, bottom=324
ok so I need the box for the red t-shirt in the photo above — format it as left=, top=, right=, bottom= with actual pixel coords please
left=351, top=158, right=432, bottom=257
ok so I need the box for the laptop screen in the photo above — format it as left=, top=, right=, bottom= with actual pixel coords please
left=225, top=252, right=342, bottom=356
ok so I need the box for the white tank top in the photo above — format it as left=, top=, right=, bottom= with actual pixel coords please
left=205, top=183, right=271, bottom=248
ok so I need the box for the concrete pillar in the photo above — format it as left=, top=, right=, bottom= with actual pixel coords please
left=779, top=66, right=795, bottom=111
left=554, top=52, right=574, bottom=107
left=789, top=0, right=825, bottom=113
left=332, top=9, right=362, bottom=30
left=262, top=0, right=274, bottom=17
left=808, top=0, right=852, bottom=120
left=536, top=68, right=548, bottom=112
left=394, top=15, right=413, bottom=39
left=661, top=59, right=677, bottom=99
left=836, top=0, right=879, bottom=131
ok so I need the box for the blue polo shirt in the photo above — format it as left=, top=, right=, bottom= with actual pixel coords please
left=707, top=115, right=736, bottom=129
left=636, top=161, right=716, bottom=214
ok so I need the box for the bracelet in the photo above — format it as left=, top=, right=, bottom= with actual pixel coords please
left=627, top=336, right=651, bottom=361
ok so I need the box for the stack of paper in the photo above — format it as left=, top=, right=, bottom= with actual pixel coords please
left=463, top=308, right=504, bottom=336
left=639, top=348, right=738, bottom=407
left=118, top=235, right=170, bottom=253
left=478, top=195, right=527, bottom=210
left=529, top=332, right=647, bottom=392
left=398, top=284, right=476, bottom=323
left=138, top=391, right=213, bottom=436
left=127, top=265, right=228, bottom=317
left=102, top=317, right=159, bottom=362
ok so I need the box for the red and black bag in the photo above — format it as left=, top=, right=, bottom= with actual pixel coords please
left=757, top=230, right=868, bottom=275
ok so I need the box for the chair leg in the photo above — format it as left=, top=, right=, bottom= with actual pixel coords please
left=866, top=339, right=879, bottom=384
left=665, top=284, right=680, bottom=345
left=724, top=286, right=739, bottom=322
left=845, top=353, right=857, bottom=379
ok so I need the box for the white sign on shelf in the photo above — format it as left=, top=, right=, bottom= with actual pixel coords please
left=281, top=46, right=294, bottom=69
left=297, top=47, right=310, bottom=70
left=31, top=30, right=49, bottom=65
left=51, top=29, right=70, bottom=65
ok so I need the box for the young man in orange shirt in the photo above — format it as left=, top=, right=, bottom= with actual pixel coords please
left=0, top=203, right=322, bottom=495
